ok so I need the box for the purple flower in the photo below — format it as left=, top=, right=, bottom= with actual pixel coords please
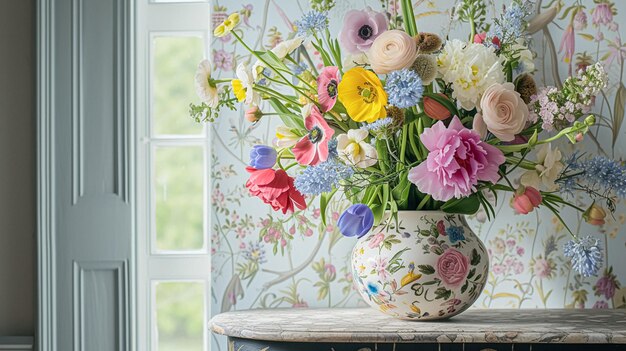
left=592, top=3, right=613, bottom=26
left=594, top=269, right=619, bottom=299
left=337, top=204, right=374, bottom=238
left=249, top=145, right=277, bottom=169
left=339, top=7, right=388, bottom=54
left=213, top=49, right=234, bottom=71
left=593, top=300, right=609, bottom=309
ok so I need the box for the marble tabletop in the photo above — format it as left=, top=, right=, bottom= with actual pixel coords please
left=210, top=308, right=626, bottom=344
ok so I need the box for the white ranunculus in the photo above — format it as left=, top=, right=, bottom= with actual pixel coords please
left=194, top=59, right=219, bottom=108
left=235, top=63, right=260, bottom=106
left=437, top=39, right=505, bottom=110
left=336, top=129, right=378, bottom=168
left=520, top=143, right=564, bottom=191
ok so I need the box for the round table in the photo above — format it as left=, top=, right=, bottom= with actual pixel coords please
left=210, top=308, right=626, bottom=350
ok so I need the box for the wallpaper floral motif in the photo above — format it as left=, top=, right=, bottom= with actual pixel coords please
left=209, top=0, right=626, bottom=349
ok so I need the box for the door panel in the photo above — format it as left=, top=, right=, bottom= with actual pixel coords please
left=48, top=0, right=134, bottom=349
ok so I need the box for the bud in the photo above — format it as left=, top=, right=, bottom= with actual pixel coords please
left=575, top=132, right=584, bottom=143
left=245, top=106, right=263, bottom=123
left=527, top=130, right=538, bottom=147
left=515, top=73, right=538, bottom=104
left=423, top=93, right=452, bottom=121
left=585, top=114, right=596, bottom=126
left=583, top=203, right=607, bottom=226
left=414, top=32, right=443, bottom=54
left=410, top=54, right=437, bottom=85
left=511, top=186, right=542, bottom=215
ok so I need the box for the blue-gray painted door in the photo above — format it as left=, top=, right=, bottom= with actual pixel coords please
left=50, top=0, right=133, bottom=350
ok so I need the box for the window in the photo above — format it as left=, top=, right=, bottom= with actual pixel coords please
left=136, top=2, right=211, bottom=350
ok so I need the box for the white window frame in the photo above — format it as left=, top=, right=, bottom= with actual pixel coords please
left=136, top=1, right=211, bottom=350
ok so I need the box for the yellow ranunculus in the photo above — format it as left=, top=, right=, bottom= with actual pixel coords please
left=231, top=79, right=246, bottom=102
left=338, top=67, right=387, bottom=123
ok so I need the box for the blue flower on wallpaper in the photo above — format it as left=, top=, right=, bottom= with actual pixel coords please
left=563, top=236, right=603, bottom=277
left=446, top=226, right=465, bottom=243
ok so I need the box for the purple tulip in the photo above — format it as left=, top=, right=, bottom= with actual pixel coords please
left=338, top=204, right=374, bottom=238
left=249, top=145, right=277, bottom=169
left=339, top=7, right=388, bottom=54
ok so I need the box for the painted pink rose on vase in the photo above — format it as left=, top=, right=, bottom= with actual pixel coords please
left=408, top=116, right=505, bottom=201
left=437, top=248, right=469, bottom=288
left=368, top=232, right=385, bottom=249
left=339, top=7, right=388, bottom=54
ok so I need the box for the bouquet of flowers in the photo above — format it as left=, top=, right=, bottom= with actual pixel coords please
left=193, top=0, right=623, bottom=278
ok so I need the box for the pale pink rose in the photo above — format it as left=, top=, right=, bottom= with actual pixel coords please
left=474, top=83, right=528, bottom=142
left=533, top=258, right=553, bottom=279
left=367, top=30, right=417, bottom=74
left=436, top=248, right=470, bottom=287
left=492, top=264, right=506, bottom=275
left=368, top=232, right=385, bottom=248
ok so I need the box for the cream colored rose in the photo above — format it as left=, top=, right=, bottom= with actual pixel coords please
left=367, top=30, right=417, bottom=74
left=473, top=83, right=528, bottom=141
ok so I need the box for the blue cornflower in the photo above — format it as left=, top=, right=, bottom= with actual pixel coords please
left=384, top=69, right=423, bottom=109
left=294, top=11, right=328, bottom=37
left=445, top=226, right=465, bottom=243
left=363, top=118, right=393, bottom=133
left=563, top=236, right=603, bottom=277
left=243, top=241, right=267, bottom=264
left=294, top=159, right=353, bottom=196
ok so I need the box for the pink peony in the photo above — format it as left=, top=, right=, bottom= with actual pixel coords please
left=317, top=66, right=340, bottom=112
left=408, top=116, right=505, bottom=202
left=245, top=167, right=306, bottom=214
left=292, top=106, right=335, bottom=165
left=437, top=248, right=470, bottom=287
left=339, top=7, right=388, bottom=54
left=368, top=232, right=385, bottom=249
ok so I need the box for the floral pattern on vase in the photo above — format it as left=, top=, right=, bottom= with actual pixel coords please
left=352, top=211, right=489, bottom=320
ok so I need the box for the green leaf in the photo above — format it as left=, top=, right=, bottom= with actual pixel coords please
left=320, top=188, right=337, bottom=226
left=578, top=33, right=595, bottom=41
left=441, top=194, right=481, bottom=215
left=254, top=50, right=289, bottom=73
left=470, top=248, right=480, bottom=265
left=613, top=83, right=626, bottom=147
left=461, top=280, right=469, bottom=294
left=391, top=175, right=411, bottom=209
left=418, top=264, right=435, bottom=275
left=268, top=98, right=304, bottom=129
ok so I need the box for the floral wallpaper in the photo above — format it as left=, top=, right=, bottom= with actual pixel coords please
left=209, top=0, right=626, bottom=349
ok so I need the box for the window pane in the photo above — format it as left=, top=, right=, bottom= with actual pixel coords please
left=152, top=36, right=204, bottom=135
left=154, top=146, right=204, bottom=252
left=155, top=281, right=205, bottom=351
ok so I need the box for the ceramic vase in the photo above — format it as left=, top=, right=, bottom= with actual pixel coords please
left=351, top=211, right=489, bottom=320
